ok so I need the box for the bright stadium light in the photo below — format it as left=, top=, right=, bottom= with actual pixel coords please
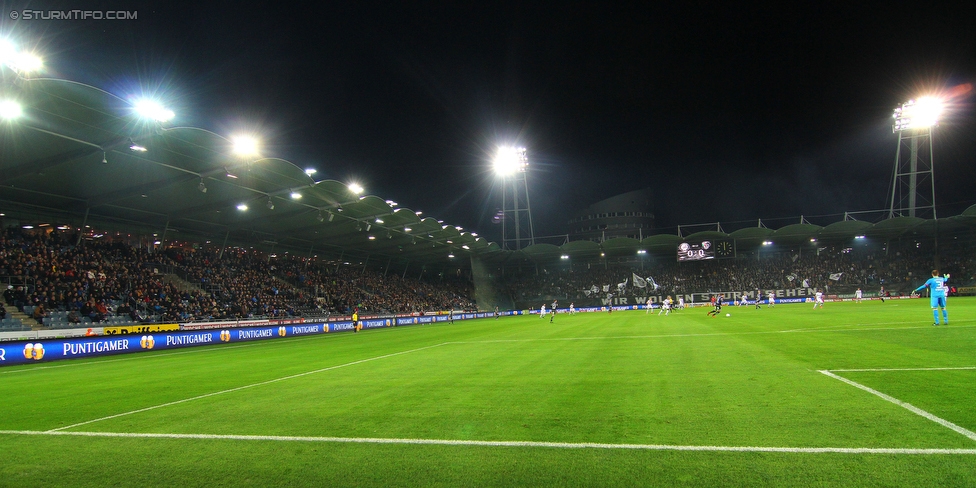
left=0, top=41, right=43, bottom=73
left=133, top=99, right=175, bottom=122
left=0, top=100, right=23, bottom=120
left=236, top=204, right=248, bottom=211
left=304, top=168, right=317, bottom=176
left=892, top=96, right=944, bottom=132
left=232, top=135, right=259, bottom=156
left=14, top=52, right=43, bottom=72
left=493, top=146, right=528, bottom=176
left=348, top=182, right=364, bottom=195
left=290, top=192, right=302, bottom=199
left=0, top=40, right=14, bottom=63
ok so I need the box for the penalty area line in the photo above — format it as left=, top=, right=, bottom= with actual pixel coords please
left=818, top=370, right=976, bottom=443
left=46, top=342, right=451, bottom=433
left=1, top=430, right=974, bottom=455
left=829, top=366, right=976, bottom=373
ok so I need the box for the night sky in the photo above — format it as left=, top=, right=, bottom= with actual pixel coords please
left=6, top=2, right=975, bottom=241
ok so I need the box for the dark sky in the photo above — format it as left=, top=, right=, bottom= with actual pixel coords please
left=6, top=2, right=976, bottom=240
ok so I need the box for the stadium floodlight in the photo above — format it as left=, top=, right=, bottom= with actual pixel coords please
left=0, top=100, right=22, bottom=120
left=560, top=254, right=570, bottom=260
left=762, top=241, right=773, bottom=246
left=348, top=182, right=364, bottom=195
left=0, top=41, right=43, bottom=73
left=0, top=40, right=14, bottom=63
left=290, top=192, right=302, bottom=199
left=304, top=168, right=317, bottom=176
left=236, top=204, right=248, bottom=211
left=133, top=99, right=175, bottom=122
left=231, top=135, right=259, bottom=157
left=493, top=146, right=528, bottom=176
left=892, top=97, right=944, bottom=132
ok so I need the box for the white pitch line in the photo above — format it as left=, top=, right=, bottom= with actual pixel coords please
left=2, top=430, right=974, bottom=455
left=47, top=342, right=450, bottom=432
left=818, top=370, right=976, bottom=442
left=829, top=367, right=976, bottom=373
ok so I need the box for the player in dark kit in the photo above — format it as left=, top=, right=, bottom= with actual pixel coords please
left=707, top=294, right=725, bottom=317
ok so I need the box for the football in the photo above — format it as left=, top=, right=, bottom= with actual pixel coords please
left=726, top=313, right=731, bottom=317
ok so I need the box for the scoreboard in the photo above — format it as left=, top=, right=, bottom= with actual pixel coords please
left=677, top=241, right=715, bottom=262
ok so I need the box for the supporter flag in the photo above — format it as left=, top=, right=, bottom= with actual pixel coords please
left=590, top=285, right=600, bottom=294
left=829, top=272, right=843, bottom=281
left=583, top=289, right=592, bottom=297
left=632, top=273, right=647, bottom=288
left=617, top=279, right=628, bottom=292
left=602, top=284, right=610, bottom=293
left=646, top=276, right=660, bottom=291
left=787, top=274, right=796, bottom=282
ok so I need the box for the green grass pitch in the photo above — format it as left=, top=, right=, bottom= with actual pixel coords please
left=2, top=298, right=974, bottom=487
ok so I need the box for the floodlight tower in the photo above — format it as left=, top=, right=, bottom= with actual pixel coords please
left=888, top=97, right=943, bottom=219
left=494, top=146, right=535, bottom=250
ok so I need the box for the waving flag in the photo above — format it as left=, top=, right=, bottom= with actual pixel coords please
left=646, top=276, right=660, bottom=291
left=632, top=273, right=647, bottom=288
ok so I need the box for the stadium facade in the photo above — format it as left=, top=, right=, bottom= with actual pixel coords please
left=568, top=188, right=654, bottom=242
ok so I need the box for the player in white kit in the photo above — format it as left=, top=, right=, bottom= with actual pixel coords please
left=813, top=289, right=824, bottom=309
left=658, top=296, right=673, bottom=316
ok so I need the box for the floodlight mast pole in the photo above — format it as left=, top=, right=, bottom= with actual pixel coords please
left=498, top=147, right=535, bottom=250
left=888, top=99, right=938, bottom=219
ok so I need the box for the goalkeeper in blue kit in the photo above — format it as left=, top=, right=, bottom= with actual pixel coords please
left=912, top=270, right=949, bottom=326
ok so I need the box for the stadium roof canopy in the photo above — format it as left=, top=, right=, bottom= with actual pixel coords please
left=0, top=76, right=503, bottom=267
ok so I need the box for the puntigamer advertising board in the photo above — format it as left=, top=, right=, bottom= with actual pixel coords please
left=0, top=312, right=492, bottom=366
